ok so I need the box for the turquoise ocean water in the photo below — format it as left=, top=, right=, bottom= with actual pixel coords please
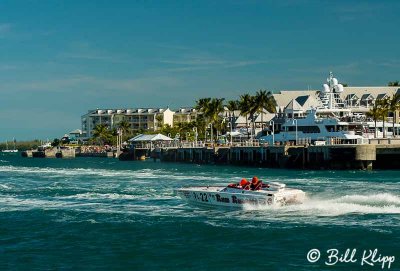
left=0, top=154, right=399, bottom=270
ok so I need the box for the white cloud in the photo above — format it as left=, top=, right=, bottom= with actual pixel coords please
left=160, top=55, right=269, bottom=72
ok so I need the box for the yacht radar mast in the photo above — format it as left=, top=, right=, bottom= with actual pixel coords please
left=320, top=71, right=344, bottom=110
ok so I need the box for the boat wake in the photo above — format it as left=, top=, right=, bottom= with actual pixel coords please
left=243, top=193, right=400, bottom=216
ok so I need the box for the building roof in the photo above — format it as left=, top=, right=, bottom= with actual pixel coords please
left=361, top=93, right=374, bottom=101
left=254, top=112, right=275, bottom=123
left=295, top=95, right=322, bottom=109
left=273, top=90, right=319, bottom=109
left=345, top=93, right=359, bottom=100
left=339, top=87, right=399, bottom=100
left=235, top=115, right=249, bottom=125
left=376, top=93, right=388, bottom=100
left=284, top=99, right=303, bottom=112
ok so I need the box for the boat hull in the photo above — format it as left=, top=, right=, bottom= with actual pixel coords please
left=174, top=186, right=305, bottom=208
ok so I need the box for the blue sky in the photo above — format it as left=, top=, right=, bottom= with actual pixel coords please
left=0, top=0, right=399, bottom=141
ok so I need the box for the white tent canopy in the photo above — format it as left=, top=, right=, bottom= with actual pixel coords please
left=128, top=134, right=173, bottom=142
left=69, top=129, right=82, bottom=135
left=222, top=131, right=246, bottom=137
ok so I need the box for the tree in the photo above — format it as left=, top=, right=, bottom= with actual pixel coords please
left=226, top=100, right=240, bottom=112
left=248, top=95, right=258, bottom=138
left=387, top=93, right=400, bottom=137
left=380, top=97, right=390, bottom=138
left=155, top=115, right=164, bottom=130
left=195, top=97, right=225, bottom=143
left=208, top=98, right=225, bottom=143
left=92, top=124, right=113, bottom=145
left=388, top=81, right=399, bottom=86
left=366, top=102, right=382, bottom=138
left=194, top=114, right=207, bottom=140
left=51, top=138, right=60, bottom=147
left=195, top=97, right=212, bottom=141
left=195, top=98, right=212, bottom=112
left=117, top=120, right=132, bottom=140
left=254, top=90, right=277, bottom=129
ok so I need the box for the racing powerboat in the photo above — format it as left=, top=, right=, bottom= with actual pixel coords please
left=174, top=182, right=305, bottom=207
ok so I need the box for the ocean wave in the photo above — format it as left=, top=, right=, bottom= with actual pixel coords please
left=0, top=184, right=11, bottom=189
left=0, top=165, right=154, bottom=178
left=0, top=165, right=224, bottom=184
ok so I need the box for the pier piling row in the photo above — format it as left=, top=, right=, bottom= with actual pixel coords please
left=159, top=144, right=399, bottom=170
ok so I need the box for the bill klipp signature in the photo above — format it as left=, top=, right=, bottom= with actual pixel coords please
left=307, top=248, right=395, bottom=269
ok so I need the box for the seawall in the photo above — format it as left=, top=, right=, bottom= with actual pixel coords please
left=159, top=144, right=400, bottom=170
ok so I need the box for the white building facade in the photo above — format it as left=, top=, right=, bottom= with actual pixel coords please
left=81, top=108, right=174, bottom=138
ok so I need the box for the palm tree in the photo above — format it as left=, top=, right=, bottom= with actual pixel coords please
left=380, top=97, right=390, bottom=138
left=195, top=98, right=212, bottom=112
left=92, top=124, right=112, bottom=145
left=208, top=98, right=225, bottom=142
left=254, top=90, right=277, bottom=129
left=195, top=98, right=212, bottom=141
left=388, top=81, right=399, bottom=86
left=226, top=100, right=240, bottom=111
left=366, top=102, right=381, bottom=138
left=239, top=94, right=252, bottom=138
left=387, top=93, right=400, bottom=137
left=155, top=114, right=164, bottom=130
left=195, top=98, right=225, bottom=143
left=117, top=120, right=131, bottom=139
left=208, top=98, right=225, bottom=123
left=248, top=96, right=259, bottom=138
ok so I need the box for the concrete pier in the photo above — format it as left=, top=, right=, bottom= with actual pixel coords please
left=160, top=144, right=400, bottom=170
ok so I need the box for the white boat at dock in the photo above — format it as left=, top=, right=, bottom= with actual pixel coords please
left=258, top=109, right=365, bottom=145
left=174, top=182, right=305, bottom=207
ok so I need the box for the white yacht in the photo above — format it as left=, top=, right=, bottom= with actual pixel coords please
left=259, top=109, right=364, bottom=145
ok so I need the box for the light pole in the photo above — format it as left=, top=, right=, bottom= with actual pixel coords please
left=227, top=122, right=233, bottom=146
left=269, top=120, right=274, bottom=146
left=292, top=119, right=298, bottom=145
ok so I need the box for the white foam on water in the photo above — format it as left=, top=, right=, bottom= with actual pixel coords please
left=337, top=193, right=400, bottom=205
left=0, top=184, right=11, bottom=189
left=243, top=193, right=400, bottom=217
left=59, top=192, right=139, bottom=200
